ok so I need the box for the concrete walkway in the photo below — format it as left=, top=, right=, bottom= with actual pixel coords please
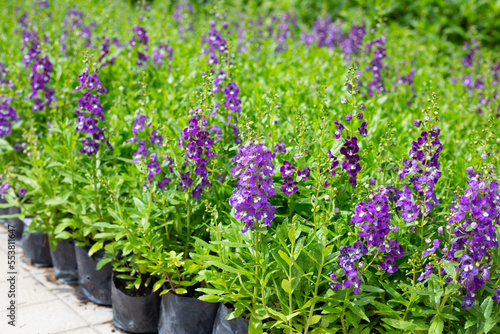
left=0, top=224, right=123, bottom=334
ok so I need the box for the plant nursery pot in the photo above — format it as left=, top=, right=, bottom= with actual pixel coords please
left=212, top=303, right=249, bottom=334
left=111, top=275, right=161, bottom=333
left=21, top=230, right=53, bottom=267
left=8, top=206, right=24, bottom=244
left=158, top=293, right=219, bottom=334
left=49, top=238, right=79, bottom=285
left=0, top=198, right=8, bottom=226
left=75, top=245, right=112, bottom=306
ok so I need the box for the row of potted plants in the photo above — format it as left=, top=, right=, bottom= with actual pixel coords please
left=1, top=1, right=500, bottom=333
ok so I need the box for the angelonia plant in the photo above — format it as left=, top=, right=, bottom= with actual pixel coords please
left=1, top=1, right=500, bottom=334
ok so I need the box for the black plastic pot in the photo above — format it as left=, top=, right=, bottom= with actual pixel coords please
left=0, top=198, right=8, bottom=226
left=212, top=303, right=249, bottom=334
left=21, top=230, right=53, bottom=267
left=75, top=245, right=112, bottom=306
left=111, top=275, right=161, bottom=333
left=158, top=293, right=219, bottom=334
left=50, top=238, right=79, bottom=285
left=5, top=206, right=24, bottom=244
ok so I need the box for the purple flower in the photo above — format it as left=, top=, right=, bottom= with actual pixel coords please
left=297, top=167, right=310, bottom=181
left=280, top=161, right=295, bottom=177
left=422, top=239, right=441, bottom=257
left=229, top=142, right=276, bottom=233
left=149, top=129, right=163, bottom=147
left=274, top=142, right=286, bottom=154
left=158, top=177, right=171, bottom=191
left=358, top=122, right=368, bottom=137
left=281, top=177, right=298, bottom=195
left=152, top=44, right=174, bottom=67
left=0, top=181, right=10, bottom=198
left=340, top=136, right=361, bottom=188
left=18, top=187, right=28, bottom=199
left=180, top=172, right=193, bottom=191
left=80, top=139, right=99, bottom=156
left=333, top=120, right=344, bottom=139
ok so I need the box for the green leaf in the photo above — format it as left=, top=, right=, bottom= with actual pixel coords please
left=281, top=279, right=291, bottom=294
left=153, top=279, right=166, bottom=292
left=429, top=315, right=444, bottom=334
left=211, top=240, right=250, bottom=248
left=278, top=250, right=291, bottom=265
left=485, top=316, right=500, bottom=333
left=96, top=258, right=111, bottom=270
left=45, top=196, right=68, bottom=206
left=482, top=297, right=494, bottom=320
left=205, top=261, right=251, bottom=276
left=266, top=307, right=287, bottom=322
left=362, top=285, right=384, bottom=293
left=347, top=303, right=369, bottom=322
left=381, top=318, right=429, bottom=330
left=310, top=315, right=321, bottom=325
left=88, top=240, right=104, bottom=256
left=249, top=315, right=263, bottom=334
left=404, top=289, right=436, bottom=296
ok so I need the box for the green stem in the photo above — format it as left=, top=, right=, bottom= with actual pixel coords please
left=251, top=231, right=261, bottom=315
left=92, top=155, right=103, bottom=222
left=303, top=230, right=327, bottom=334
left=340, top=289, right=350, bottom=334
left=184, top=196, right=191, bottom=259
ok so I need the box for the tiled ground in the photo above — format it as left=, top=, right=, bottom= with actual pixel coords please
left=0, top=223, right=123, bottom=334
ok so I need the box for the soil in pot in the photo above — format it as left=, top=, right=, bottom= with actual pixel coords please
left=111, top=274, right=161, bottom=333
left=158, top=292, right=220, bottom=334
left=21, top=230, right=53, bottom=267
left=50, top=237, right=79, bottom=285
left=74, top=245, right=112, bottom=306
left=212, top=303, right=249, bottom=334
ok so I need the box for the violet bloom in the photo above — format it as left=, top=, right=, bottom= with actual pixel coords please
left=0, top=181, right=10, bottom=198
left=18, top=187, right=28, bottom=199
left=229, top=142, right=276, bottom=233
left=297, top=167, right=310, bottom=181
left=80, top=139, right=99, bottom=156
left=179, top=114, right=217, bottom=199
left=274, top=142, right=286, bottom=154
left=281, top=177, right=298, bottom=195
left=0, top=100, right=21, bottom=138
left=180, top=172, right=193, bottom=191
left=280, top=161, right=295, bottom=177
left=333, top=120, right=344, bottom=139
left=158, top=177, right=172, bottom=191
left=340, top=136, right=361, bottom=188
left=422, top=239, right=441, bottom=257
left=74, top=67, right=111, bottom=155
left=358, top=122, right=368, bottom=137
left=152, top=44, right=173, bottom=67
left=440, top=173, right=500, bottom=308
left=149, top=129, right=163, bottom=147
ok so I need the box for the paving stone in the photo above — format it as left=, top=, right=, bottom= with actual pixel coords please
left=18, top=275, right=57, bottom=306
left=56, top=289, right=114, bottom=325
left=94, top=323, right=124, bottom=334
left=54, top=325, right=100, bottom=334
left=17, top=299, right=88, bottom=333
left=33, top=268, right=72, bottom=292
